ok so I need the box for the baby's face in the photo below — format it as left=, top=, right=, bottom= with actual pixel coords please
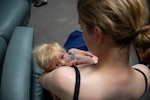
left=53, top=50, right=72, bottom=68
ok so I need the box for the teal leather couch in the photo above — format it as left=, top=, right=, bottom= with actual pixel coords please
left=0, top=0, right=31, bottom=43
left=0, top=0, right=51, bottom=99
left=0, top=0, right=34, bottom=100
left=0, top=0, right=53, bottom=99
left=0, top=26, right=34, bottom=100
left=0, top=0, right=31, bottom=70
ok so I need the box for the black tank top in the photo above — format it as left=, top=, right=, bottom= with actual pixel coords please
left=72, top=66, right=148, bottom=100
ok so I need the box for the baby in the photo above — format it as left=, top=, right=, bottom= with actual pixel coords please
left=33, top=43, right=98, bottom=72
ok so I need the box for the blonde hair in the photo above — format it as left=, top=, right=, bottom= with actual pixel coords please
left=33, top=43, right=66, bottom=71
left=77, top=0, right=150, bottom=49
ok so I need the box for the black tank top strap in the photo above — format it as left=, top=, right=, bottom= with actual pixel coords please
left=72, top=66, right=80, bottom=100
left=133, top=68, right=148, bottom=99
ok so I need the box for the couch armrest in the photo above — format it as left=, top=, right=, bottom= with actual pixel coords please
left=0, top=26, right=33, bottom=100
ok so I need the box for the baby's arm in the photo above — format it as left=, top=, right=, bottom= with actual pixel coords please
left=71, top=53, right=98, bottom=65
left=68, top=48, right=98, bottom=65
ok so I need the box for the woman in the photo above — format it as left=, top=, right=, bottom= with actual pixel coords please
left=39, top=0, right=150, bottom=99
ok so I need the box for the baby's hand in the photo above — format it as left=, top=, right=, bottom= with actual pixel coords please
left=72, top=54, right=95, bottom=65
left=68, top=48, right=94, bottom=57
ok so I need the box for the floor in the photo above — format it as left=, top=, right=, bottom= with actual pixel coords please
left=28, top=0, right=80, bottom=47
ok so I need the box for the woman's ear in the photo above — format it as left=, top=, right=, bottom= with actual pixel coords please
left=94, top=26, right=103, bottom=44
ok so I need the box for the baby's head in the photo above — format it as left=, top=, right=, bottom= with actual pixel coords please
left=33, top=43, right=68, bottom=71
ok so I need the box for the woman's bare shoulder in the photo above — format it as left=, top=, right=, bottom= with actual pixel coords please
left=132, top=64, right=150, bottom=85
left=44, top=66, right=77, bottom=98
left=50, top=66, right=76, bottom=81
left=132, top=64, right=149, bottom=73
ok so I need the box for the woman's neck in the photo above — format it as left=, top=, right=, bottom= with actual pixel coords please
left=96, top=45, right=131, bottom=69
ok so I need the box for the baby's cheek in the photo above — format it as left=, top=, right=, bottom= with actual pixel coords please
left=65, top=62, right=72, bottom=66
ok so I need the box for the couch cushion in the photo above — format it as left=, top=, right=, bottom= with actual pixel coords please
left=0, top=36, right=7, bottom=84
left=32, top=61, right=53, bottom=100
left=1, top=26, right=33, bottom=100
left=0, top=0, right=30, bottom=43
